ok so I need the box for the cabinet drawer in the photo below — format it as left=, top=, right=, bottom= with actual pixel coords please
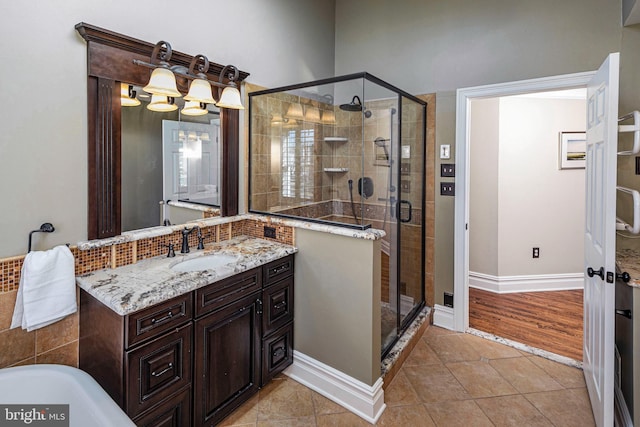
left=263, top=255, right=294, bottom=287
left=195, top=267, right=261, bottom=318
left=261, top=322, right=293, bottom=386
left=262, top=276, right=294, bottom=337
left=132, top=386, right=190, bottom=427
left=126, top=293, right=192, bottom=348
left=126, top=323, right=192, bottom=418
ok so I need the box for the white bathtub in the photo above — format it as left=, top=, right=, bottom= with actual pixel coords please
left=0, top=364, right=135, bottom=426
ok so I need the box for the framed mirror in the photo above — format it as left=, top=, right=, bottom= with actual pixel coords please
left=75, top=23, right=249, bottom=240
left=120, top=88, right=221, bottom=231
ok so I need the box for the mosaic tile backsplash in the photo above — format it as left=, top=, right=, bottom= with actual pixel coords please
left=0, top=219, right=294, bottom=293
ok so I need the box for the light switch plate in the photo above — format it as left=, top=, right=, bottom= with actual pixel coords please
left=402, top=145, right=411, bottom=159
left=440, top=144, right=451, bottom=159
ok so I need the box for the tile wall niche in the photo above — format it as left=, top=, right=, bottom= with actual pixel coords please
left=0, top=218, right=294, bottom=369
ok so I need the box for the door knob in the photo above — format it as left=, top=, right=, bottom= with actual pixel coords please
left=617, top=272, right=631, bottom=283
left=616, top=309, right=632, bottom=319
left=587, top=267, right=604, bottom=279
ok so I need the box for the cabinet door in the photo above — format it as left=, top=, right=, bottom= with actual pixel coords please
left=194, top=291, right=261, bottom=427
left=133, top=387, right=190, bottom=427
left=261, top=322, right=293, bottom=386
left=126, top=323, right=192, bottom=418
left=262, top=276, right=294, bottom=337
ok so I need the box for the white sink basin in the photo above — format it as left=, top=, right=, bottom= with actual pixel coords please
left=171, top=254, right=239, bottom=272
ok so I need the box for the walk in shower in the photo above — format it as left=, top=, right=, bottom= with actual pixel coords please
left=248, top=73, right=427, bottom=357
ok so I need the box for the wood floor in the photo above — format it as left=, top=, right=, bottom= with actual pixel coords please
left=469, top=287, right=583, bottom=361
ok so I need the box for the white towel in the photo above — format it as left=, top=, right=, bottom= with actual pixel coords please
left=11, top=245, right=77, bottom=331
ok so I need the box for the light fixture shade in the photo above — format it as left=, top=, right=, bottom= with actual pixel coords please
left=147, top=95, right=177, bottom=112
left=181, top=101, right=208, bottom=116
left=143, top=67, right=182, bottom=98
left=184, top=78, right=216, bottom=104
left=120, top=83, right=141, bottom=107
left=285, top=103, right=304, bottom=120
left=271, top=114, right=284, bottom=125
left=321, top=110, right=336, bottom=124
left=216, top=86, right=244, bottom=110
left=304, top=106, right=321, bottom=123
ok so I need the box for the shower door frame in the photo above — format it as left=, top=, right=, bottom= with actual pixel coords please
left=382, top=85, right=427, bottom=358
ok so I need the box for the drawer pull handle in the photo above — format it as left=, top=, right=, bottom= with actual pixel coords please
left=274, top=301, right=287, bottom=310
left=151, top=311, right=173, bottom=324
left=271, top=264, right=288, bottom=275
left=272, top=347, right=285, bottom=358
left=151, top=363, right=173, bottom=377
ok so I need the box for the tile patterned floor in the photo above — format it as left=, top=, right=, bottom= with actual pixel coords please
left=221, top=326, right=595, bottom=426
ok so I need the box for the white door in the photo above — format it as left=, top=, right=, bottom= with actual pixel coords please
left=583, top=52, right=619, bottom=427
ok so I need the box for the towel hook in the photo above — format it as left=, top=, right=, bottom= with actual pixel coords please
left=27, top=223, right=55, bottom=252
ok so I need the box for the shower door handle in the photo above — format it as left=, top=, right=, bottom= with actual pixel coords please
left=399, top=200, right=412, bottom=223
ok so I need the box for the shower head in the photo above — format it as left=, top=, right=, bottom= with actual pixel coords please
left=339, top=95, right=373, bottom=118
left=374, top=137, right=390, bottom=161
left=374, top=137, right=388, bottom=147
left=339, top=95, right=363, bottom=112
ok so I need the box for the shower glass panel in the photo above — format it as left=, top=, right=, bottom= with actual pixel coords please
left=248, top=73, right=426, bottom=357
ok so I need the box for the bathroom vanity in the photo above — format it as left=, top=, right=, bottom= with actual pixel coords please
left=77, top=236, right=296, bottom=426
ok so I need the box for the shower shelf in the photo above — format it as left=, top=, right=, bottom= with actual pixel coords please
left=324, top=137, right=348, bottom=142
left=323, top=168, right=349, bottom=173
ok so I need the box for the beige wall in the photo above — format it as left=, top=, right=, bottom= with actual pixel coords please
left=294, top=228, right=381, bottom=385
left=470, top=96, right=585, bottom=277
left=335, top=0, right=632, bottom=304
left=469, top=98, right=500, bottom=276
left=498, top=97, right=585, bottom=275
left=0, top=0, right=336, bottom=258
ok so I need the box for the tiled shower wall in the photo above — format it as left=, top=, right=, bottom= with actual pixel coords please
left=0, top=218, right=293, bottom=369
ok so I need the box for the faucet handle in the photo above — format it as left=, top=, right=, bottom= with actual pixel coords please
left=165, top=243, right=176, bottom=258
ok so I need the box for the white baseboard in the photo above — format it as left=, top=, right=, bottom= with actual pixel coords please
left=469, top=271, right=584, bottom=294
left=433, top=304, right=455, bottom=330
left=284, top=351, right=386, bottom=424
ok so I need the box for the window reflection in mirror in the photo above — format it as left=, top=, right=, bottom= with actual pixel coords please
left=121, top=84, right=221, bottom=232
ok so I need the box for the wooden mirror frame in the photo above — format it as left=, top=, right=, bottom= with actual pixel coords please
left=76, top=23, right=248, bottom=239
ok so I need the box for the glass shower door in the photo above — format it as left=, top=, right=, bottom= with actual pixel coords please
left=397, top=97, right=426, bottom=329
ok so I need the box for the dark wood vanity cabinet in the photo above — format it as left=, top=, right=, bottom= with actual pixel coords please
left=79, top=254, right=295, bottom=427
left=79, top=292, right=193, bottom=426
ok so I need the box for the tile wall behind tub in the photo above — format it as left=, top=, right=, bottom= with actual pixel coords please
left=0, top=219, right=295, bottom=369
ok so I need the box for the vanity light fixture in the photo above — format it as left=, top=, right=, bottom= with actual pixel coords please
left=304, top=106, right=321, bottom=123
left=285, top=103, right=304, bottom=120
left=147, top=94, right=177, bottom=112
left=321, top=110, right=336, bottom=125
left=141, top=41, right=182, bottom=98
left=134, top=41, right=245, bottom=110
left=215, top=65, right=244, bottom=110
left=184, top=55, right=216, bottom=105
left=120, top=83, right=141, bottom=107
left=271, top=113, right=285, bottom=125
left=181, top=101, right=208, bottom=116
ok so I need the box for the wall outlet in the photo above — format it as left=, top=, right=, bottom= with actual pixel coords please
left=440, top=182, right=455, bottom=196
left=532, top=247, right=540, bottom=258
left=441, top=163, right=455, bottom=177
left=444, top=292, right=454, bottom=308
left=264, top=226, right=276, bottom=239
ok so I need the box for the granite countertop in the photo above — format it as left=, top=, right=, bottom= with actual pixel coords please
left=616, top=248, right=640, bottom=288
left=76, top=236, right=297, bottom=316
